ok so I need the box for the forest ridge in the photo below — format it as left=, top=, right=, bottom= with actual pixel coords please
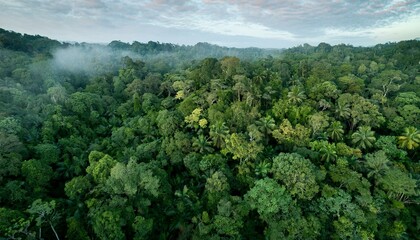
left=0, top=28, right=419, bottom=239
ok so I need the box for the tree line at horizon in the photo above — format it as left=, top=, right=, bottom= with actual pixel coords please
left=0, top=28, right=419, bottom=239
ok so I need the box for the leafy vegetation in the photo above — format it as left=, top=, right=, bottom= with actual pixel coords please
left=0, top=28, right=419, bottom=239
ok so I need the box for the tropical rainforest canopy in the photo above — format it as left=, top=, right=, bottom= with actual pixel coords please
left=0, top=28, right=419, bottom=239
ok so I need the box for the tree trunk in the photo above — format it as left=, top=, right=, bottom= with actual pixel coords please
left=50, top=221, right=60, bottom=240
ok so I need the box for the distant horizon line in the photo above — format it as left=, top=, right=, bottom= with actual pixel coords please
left=1, top=27, right=419, bottom=50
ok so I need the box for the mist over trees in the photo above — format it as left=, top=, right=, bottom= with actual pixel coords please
left=0, top=28, right=419, bottom=239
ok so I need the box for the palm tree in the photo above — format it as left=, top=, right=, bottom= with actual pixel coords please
left=192, top=135, right=213, bottom=153
left=209, top=122, right=229, bottom=149
left=245, top=92, right=256, bottom=107
left=365, top=151, right=389, bottom=182
left=351, top=126, right=376, bottom=149
left=261, top=86, right=276, bottom=108
left=335, top=102, right=350, bottom=120
left=233, top=75, right=249, bottom=102
left=319, top=141, right=337, bottom=162
left=256, top=116, right=276, bottom=144
left=287, top=86, right=306, bottom=105
left=255, top=160, right=271, bottom=178
left=318, top=99, right=331, bottom=111
left=233, top=81, right=247, bottom=101
left=398, top=126, right=420, bottom=150
left=252, top=69, right=267, bottom=85
left=328, top=121, right=344, bottom=142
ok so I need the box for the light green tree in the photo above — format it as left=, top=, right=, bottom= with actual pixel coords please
left=271, top=153, right=319, bottom=200
left=205, top=171, right=230, bottom=206
left=245, top=178, right=292, bottom=220
left=106, top=159, right=160, bottom=198
left=308, top=112, right=329, bottom=137
left=86, top=151, right=117, bottom=184
left=222, top=133, right=263, bottom=163
left=378, top=168, right=417, bottom=202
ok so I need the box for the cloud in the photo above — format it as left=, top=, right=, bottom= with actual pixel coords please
left=226, top=0, right=419, bottom=34
left=148, top=13, right=296, bottom=40
left=370, top=14, right=420, bottom=42
left=0, top=0, right=419, bottom=48
left=306, top=11, right=420, bottom=46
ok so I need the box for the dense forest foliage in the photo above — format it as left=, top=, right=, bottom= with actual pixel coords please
left=0, top=28, right=419, bottom=239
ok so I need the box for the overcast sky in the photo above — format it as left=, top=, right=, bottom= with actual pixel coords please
left=0, top=0, right=419, bottom=48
